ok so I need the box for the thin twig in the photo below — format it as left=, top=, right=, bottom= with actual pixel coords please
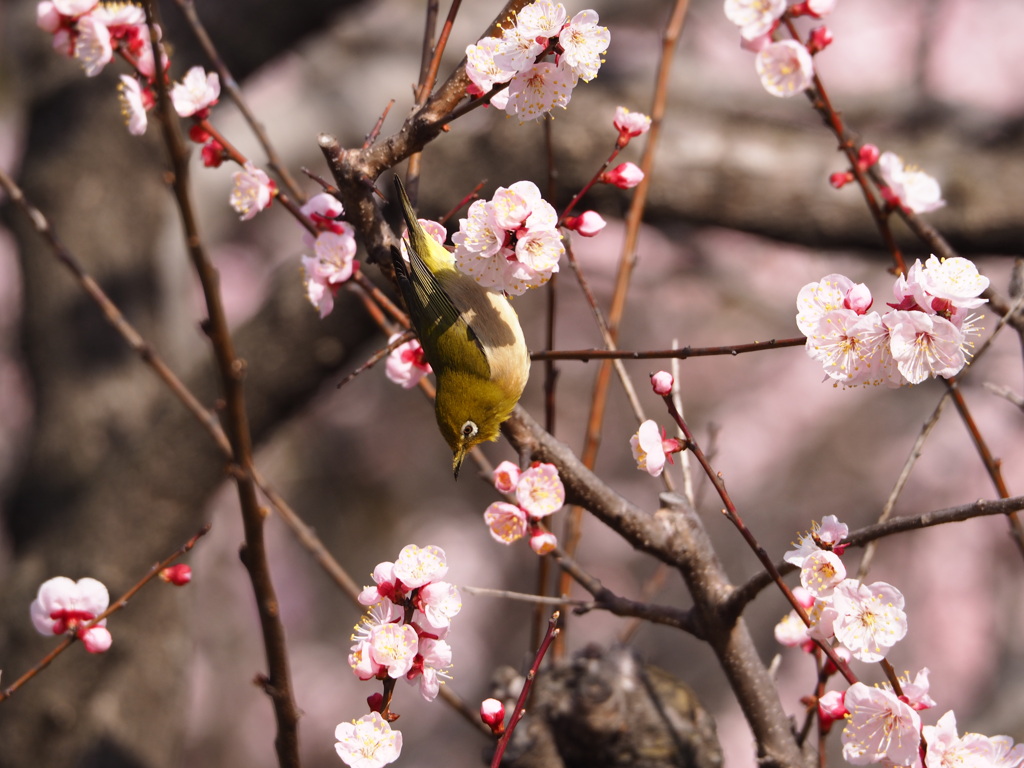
left=144, top=6, right=300, bottom=764
left=556, top=0, right=690, bottom=642
left=0, top=526, right=210, bottom=702
left=532, top=336, right=806, bottom=361
left=173, top=0, right=304, bottom=200
left=489, top=612, right=560, bottom=768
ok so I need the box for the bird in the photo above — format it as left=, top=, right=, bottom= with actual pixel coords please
left=391, top=176, right=530, bottom=479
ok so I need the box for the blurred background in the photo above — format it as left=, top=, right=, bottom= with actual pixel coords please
left=1, top=0, right=1023, bottom=766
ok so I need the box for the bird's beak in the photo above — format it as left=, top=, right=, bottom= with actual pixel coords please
left=452, top=447, right=468, bottom=480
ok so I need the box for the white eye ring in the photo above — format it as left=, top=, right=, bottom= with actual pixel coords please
left=461, top=421, right=478, bottom=439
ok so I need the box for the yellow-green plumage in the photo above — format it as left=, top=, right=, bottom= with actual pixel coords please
left=391, top=176, right=530, bottom=478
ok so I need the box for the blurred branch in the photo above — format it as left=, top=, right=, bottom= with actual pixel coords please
left=145, top=3, right=299, bottom=763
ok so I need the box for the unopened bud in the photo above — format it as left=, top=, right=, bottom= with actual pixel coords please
left=529, top=530, right=558, bottom=556
left=807, top=25, right=833, bottom=54
left=563, top=210, right=607, bottom=237
left=480, top=698, right=506, bottom=735
left=160, top=564, right=192, bottom=586
left=650, top=371, right=673, bottom=396
left=601, top=162, right=644, bottom=189
left=829, top=171, right=853, bottom=189
left=857, top=144, right=880, bottom=169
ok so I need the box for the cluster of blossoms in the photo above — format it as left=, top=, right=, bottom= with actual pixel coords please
left=465, top=0, right=610, bottom=123
left=797, top=256, right=987, bottom=387
left=453, top=180, right=565, bottom=295
left=350, top=545, right=460, bottom=700
left=724, top=0, right=836, bottom=98
left=775, top=517, right=1024, bottom=767
left=484, top=462, right=565, bottom=554
left=339, top=545, right=461, bottom=766
left=37, top=3, right=284, bottom=225
left=38, top=0, right=163, bottom=81
left=38, top=0, right=166, bottom=136
left=297, top=193, right=360, bottom=317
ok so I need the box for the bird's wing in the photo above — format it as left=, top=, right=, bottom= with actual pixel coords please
left=391, top=245, right=490, bottom=379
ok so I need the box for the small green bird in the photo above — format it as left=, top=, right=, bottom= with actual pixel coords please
left=391, top=176, right=530, bottom=478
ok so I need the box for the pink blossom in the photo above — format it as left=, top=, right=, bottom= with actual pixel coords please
left=923, top=711, right=998, bottom=768
left=504, top=61, right=575, bottom=122
left=877, top=151, right=945, bottom=214
left=408, top=637, right=452, bottom=701
left=301, top=192, right=344, bottom=231
left=54, top=0, right=99, bottom=16
left=724, top=0, right=786, bottom=40
left=516, top=463, right=565, bottom=518
left=170, top=66, right=221, bottom=118
left=784, top=517, right=849, bottom=566
left=898, top=668, right=936, bottom=712
left=80, top=626, right=112, bottom=653
left=516, top=0, right=567, bottom=39
left=774, top=610, right=811, bottom=649
left=453, top=199, right=505, bottom=260
left=484, top=501, right=529, bottom=544
left=796, top=274, right=856, bottom=335
left=301, top=226, right=358, bottom=317
left=37, top=2, right=63, bottom=34
left=557, top=9, right=610, bottom=82
left=229, top=161, right=276, bottom=220
left=385, top=334, right=432, bottom=389
left=453, top=185, right=563, bottom=295
left=884, top=310, right=966, bottom=384
left=466, top=36, right=518, bottom=95
left=358, top=561, right=398, bottom=606
left=841, top=683, right=922, bottom=766
left=918, top=255, right=989, bottom=309
left=492, top=181, right=546, bottom=230
left=30, top=576, right=112, bottom=653
left=415, top=581, right=462, bottom=630
left=492, top=460, right=521, bottom=494
left=30, top=576, right=108, bottom=635
left=756, top=40, right=814, bottom=97
left=806, top=309, right=895, bottom=386
left=800, top=549, right=846, bottom=597
left=74, top=15, right=113, bottom=77
left=117, top=75, right=150, bottom=136
left=494, top=24, right=546, bottom=74
left=630, top=420, right=682, bottom=477
left=369, top=622, right=419, bottom=678
left=832, top=579, right=907, bottom=662
left=393, top=544, right=448, bottom=589
left=334, top=712, right=402, bottom=768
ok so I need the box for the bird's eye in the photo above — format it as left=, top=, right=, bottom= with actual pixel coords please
left=461, top=420, right=478, bottom=439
